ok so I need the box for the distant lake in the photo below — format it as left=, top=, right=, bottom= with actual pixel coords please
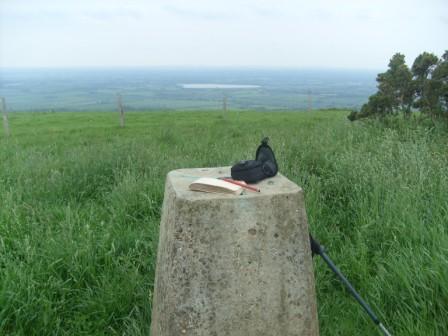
left=180, top=83, right=261, bottom=89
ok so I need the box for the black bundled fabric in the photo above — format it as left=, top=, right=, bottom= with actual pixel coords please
left=231, top=137, right=278, bottom=183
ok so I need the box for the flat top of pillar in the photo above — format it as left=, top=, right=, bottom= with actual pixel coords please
left=167, top=166, right=301, bottom=200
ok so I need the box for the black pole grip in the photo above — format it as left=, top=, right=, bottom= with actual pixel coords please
left=310, top=235, right=324, bottom=256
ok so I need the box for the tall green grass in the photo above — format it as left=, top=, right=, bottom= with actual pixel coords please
left=0, top=111, right=447, bottom=335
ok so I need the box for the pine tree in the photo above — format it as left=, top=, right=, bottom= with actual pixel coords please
left=377, top=53, right=413, bottom=115
left=431, top=51, right=448, bottom=121
left=411, top=52, right=439, bottom=118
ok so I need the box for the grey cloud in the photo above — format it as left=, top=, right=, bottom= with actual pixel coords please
left=81, top=8, right=144, bottom=22
left=355, top=11, right=373, bottom=21
left=162, top=4, right=238, bottom=21
left=247, top=6, right=286, bottom=19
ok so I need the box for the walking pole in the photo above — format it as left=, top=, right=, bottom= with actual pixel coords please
left=310, top=235, right=392, bottom=336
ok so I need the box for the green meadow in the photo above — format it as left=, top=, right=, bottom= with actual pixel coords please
left=0, top=110, right=447, bottom=335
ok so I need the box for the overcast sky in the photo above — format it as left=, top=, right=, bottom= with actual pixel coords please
left=1, top=0, right=447, bottom=69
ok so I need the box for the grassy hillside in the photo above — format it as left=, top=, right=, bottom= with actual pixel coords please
left=0, top=110, right=447, bottom=335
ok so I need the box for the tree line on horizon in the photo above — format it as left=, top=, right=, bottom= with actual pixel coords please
left=349, top=50, right=448, bottom=123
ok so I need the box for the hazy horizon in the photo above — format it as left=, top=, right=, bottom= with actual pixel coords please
left=0, top=65, right=382, bottom=71
left=0, top=67, right=378, bottom=112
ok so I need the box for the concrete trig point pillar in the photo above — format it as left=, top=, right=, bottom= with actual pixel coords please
left=151, top=167, right=319, bottom=336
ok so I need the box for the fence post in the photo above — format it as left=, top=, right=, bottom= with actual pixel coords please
left=1, top=97, right=10, bottom=137
left=117, top=93, right=125, bottom=127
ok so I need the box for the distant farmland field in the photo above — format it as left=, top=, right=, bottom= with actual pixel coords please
left=0, top=110, right=447, bottom=335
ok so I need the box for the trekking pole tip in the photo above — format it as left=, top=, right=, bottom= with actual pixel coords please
left=379, top=322, right=392, bottom=336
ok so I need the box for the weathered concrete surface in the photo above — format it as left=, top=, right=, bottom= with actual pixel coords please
left=151, top=167, right=319, bottom=336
